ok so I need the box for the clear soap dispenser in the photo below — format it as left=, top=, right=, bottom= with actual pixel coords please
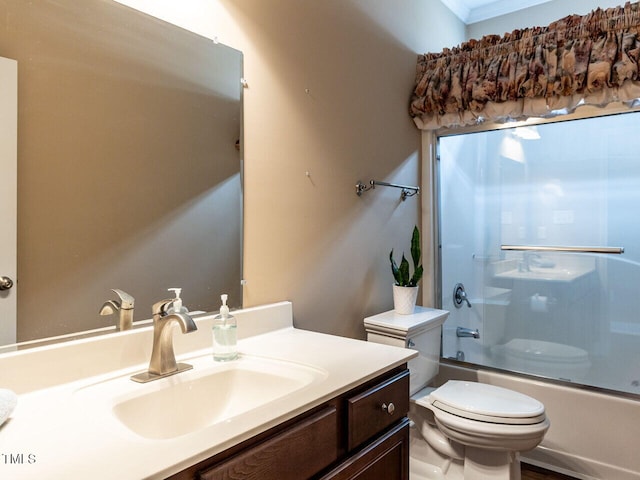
left=167, top=288, right=188, bottom=314
left=212, top=294, right=237, bottom=361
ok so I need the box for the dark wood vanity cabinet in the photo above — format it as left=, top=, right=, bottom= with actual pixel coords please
left=320, top=367, right=410, bottom=480
left=318, top=421, right=409, bottom=480
left=168, top=366, right=409, bottom=480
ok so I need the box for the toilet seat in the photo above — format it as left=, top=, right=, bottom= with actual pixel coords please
left=420, top=380, right=546, bottom=425
left=428, top=404, right=550, bottom=451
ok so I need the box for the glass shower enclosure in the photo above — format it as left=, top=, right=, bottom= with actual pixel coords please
left=438, top=110, right=640, bottom=396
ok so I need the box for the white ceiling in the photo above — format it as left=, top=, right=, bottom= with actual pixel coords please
left=440, top=0, right=552, bottom=24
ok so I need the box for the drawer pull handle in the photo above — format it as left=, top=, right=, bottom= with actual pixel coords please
left=381, top=402, right=395, bottom=415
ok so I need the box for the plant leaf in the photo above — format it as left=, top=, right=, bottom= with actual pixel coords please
left=410, top=265, right=423, bottom=287
left=389, top=250, right=402, bottom=285
left=399, top=254, right=410, bottom=286
left=410, top=225, right=421, bottom=268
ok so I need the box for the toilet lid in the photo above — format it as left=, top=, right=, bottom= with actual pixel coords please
left=420, top=381, right=546, bottom=425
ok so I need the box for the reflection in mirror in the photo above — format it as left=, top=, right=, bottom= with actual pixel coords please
left=0, top=0, right=243, bottom=351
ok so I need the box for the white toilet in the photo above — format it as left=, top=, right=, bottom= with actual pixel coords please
left=499, top=338, right=591, bottom=381
left=364, top=307, right=550, bottom=480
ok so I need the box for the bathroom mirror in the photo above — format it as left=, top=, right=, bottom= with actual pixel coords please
left=0, top=0, right=243, bottom=350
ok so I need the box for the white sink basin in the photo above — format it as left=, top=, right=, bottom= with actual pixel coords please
left=75, top=354, right=327, bottom=440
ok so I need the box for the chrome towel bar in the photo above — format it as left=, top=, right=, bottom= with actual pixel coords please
left=501, top=245, right=624, bottom=254
left=355, top=180, right=420, bottom=201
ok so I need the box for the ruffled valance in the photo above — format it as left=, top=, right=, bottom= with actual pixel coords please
left=410, top=2, right=640, bottom=130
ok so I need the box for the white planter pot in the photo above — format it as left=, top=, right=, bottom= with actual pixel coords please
left=393, top=285, right=419, bottom=315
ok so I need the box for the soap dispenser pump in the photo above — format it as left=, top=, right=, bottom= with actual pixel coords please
left=167, top=288, right=188, bottom=314
left=212, top=294, right=237, bottom=361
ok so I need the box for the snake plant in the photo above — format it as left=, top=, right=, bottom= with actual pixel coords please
left=390, top=226, right=423, bottom=287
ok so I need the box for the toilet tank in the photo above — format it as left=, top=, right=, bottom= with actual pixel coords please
left=364, top=307, right=449, bottom=395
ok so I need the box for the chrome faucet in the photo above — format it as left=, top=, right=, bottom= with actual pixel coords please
left=99, top=289, right=135, bottom=331
left=131, top=297, right=197, bottom=383
left=456, top=327, right=480, bottom=339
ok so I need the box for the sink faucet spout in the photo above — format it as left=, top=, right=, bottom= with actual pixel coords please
left=148, top=312, right=197, bottom=376
left=131, top=298, right=198, bottom=383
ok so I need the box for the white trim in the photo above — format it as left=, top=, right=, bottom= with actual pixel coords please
left=421, top=130, right=437, bottom=308
left=0, top=56, right=17, bottom=346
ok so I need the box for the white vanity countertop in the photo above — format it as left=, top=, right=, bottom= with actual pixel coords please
left=0, top=302, right=415, bottom=479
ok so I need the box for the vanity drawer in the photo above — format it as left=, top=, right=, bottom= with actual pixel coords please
left=199, top=405, right=338, bottom=480
left=346, top=369, right=409, bottom=450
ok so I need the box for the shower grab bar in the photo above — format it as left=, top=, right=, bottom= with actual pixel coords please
left=501, top=245, right=624, bottom=254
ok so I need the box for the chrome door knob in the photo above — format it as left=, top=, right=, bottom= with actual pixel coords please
left=382, top=402, right=395, bottom=415
left=0, top=276, right=13, bottom=291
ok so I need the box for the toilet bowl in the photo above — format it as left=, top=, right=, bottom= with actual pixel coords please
left=364, top=307, right=550, bottom=480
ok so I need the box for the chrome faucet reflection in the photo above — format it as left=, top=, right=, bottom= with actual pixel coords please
left=99, top=289, right=135, bottom=331
left=131, top=297, right=197, bottom=383
left=519, top=252, right=541, bottom=272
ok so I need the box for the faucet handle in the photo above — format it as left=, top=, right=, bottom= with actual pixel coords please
left=111, top=289, right=134, bottom=309
left=152, top=298, right=175, bottom=317
left=100, top=289, right=135, bottom=331
left=453, top=283, right=472, bottom=308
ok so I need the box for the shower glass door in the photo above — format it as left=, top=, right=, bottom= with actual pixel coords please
left=438, top=110, right=640, bottom=396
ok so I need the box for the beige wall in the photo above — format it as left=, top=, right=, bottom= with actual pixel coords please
left=118, top=0, right=465, bottom=339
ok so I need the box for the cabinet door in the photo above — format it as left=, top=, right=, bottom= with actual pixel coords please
left=318, top=420, right=409, bottom=480
left=199, top=406, right=338, bottom=480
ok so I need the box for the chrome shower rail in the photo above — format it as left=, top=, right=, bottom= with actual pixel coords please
left=501, top=245, right=625, bottom=254
left=355, top=180, right=420, bottom=201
